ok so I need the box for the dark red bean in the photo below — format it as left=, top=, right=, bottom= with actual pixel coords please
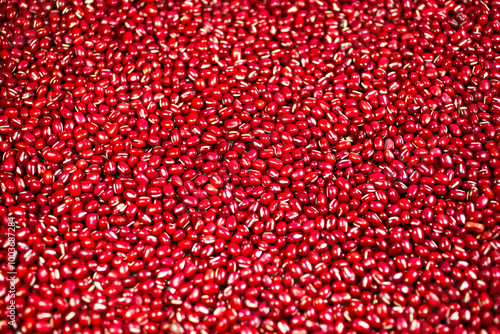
left=1, top=1, right=500, bottom=334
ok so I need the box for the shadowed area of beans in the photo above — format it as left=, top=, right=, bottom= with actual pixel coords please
left=1, top=0, right=500, bottom=333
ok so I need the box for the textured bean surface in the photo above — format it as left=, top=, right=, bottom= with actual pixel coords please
left=1, top=0, right=500, bottom=333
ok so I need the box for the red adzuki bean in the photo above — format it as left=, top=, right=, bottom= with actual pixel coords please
left=1, top=0, right=500, bottom=334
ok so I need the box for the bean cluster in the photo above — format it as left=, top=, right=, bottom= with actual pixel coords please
left=1, top=0, right=500, bottom=333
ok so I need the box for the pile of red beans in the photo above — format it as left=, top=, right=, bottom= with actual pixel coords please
left=1, top=0, right=500, bottom=333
